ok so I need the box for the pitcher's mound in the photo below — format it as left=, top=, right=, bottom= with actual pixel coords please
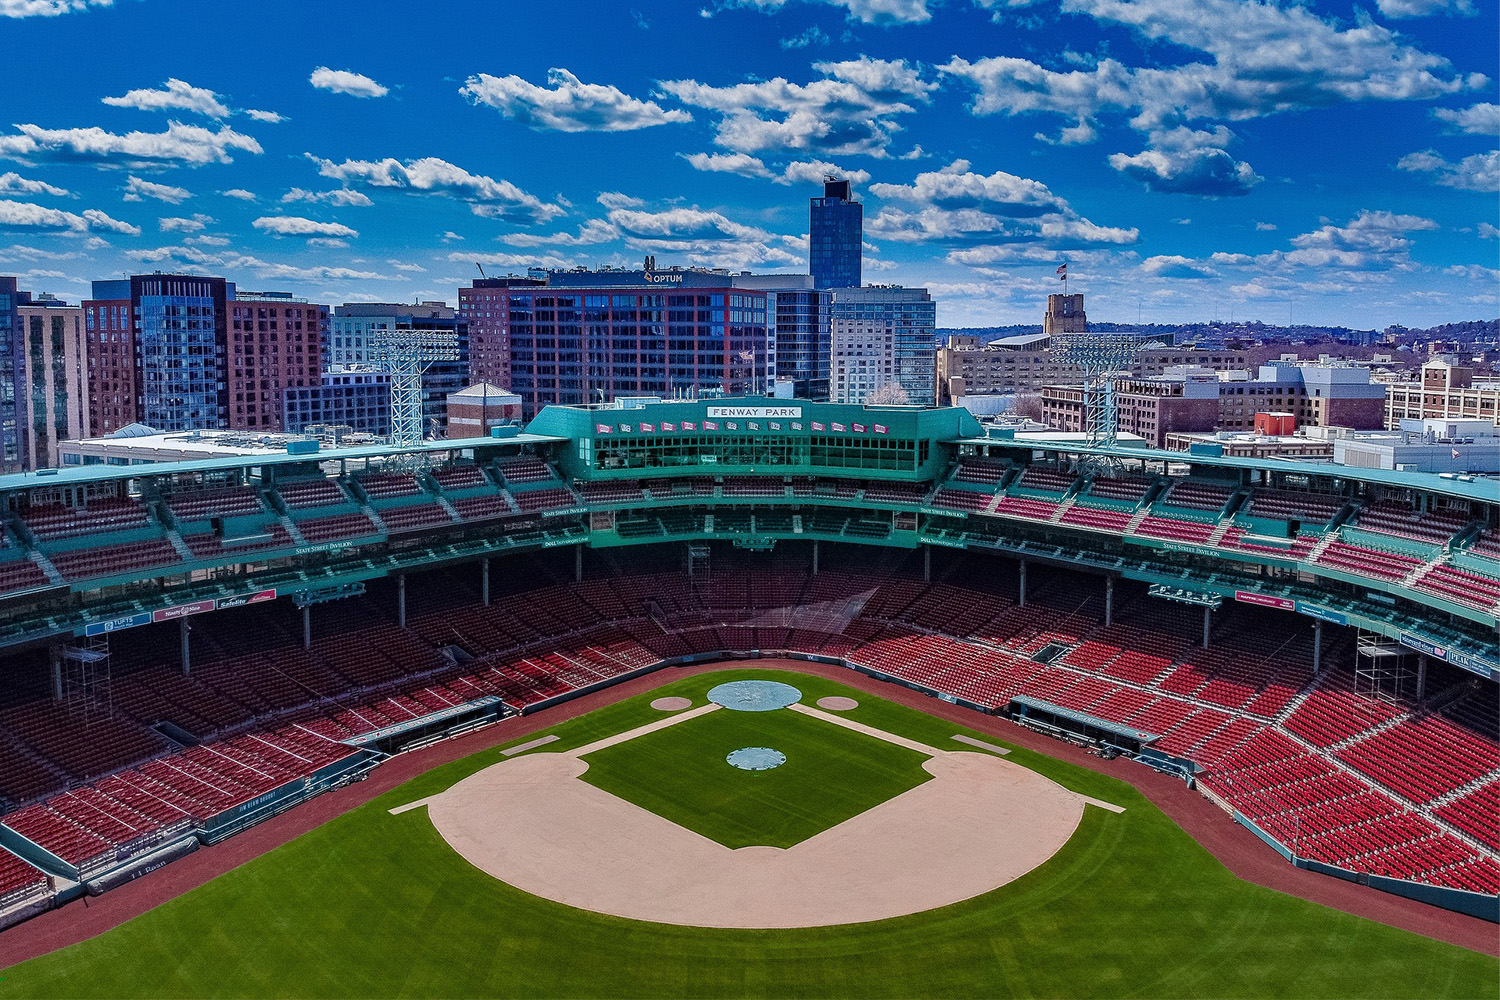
left=816, top=696, right=859, bottom=711
left=650, top=697, right=692, bottom=711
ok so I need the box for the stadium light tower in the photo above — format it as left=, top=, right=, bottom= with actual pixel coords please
left=1053, top=329, right=1141, bottom=453
left=373, top=328, right=459, bottom=447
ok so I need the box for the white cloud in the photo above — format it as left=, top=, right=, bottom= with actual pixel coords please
left=1397, top=149, right=1500, bottom=192
left=597, top=191, right=645, bottom=210
left=308, top=154, right=564, bottom=223
left=0, top=122, right=262, bottom=167
left=159, top=213, right=214, bottom=232
left=660, top=56, right=934, bottom=157
left=309, top=67, right=389, bottom=99
left=0, top=243, right=81, bottom=261
left=186, top=234, right=229, bottom=246
left=102, top=79, right=230, bottom=118
left=0, top=198, right=139, bottom=234
left=680, top=151, right=871, bottom=186
left=1433, top=102, right=1500, bottom=136
left=730, top=0, right=935, bottom=24
left=1375, top=0, right=1473, bottom=17
left=0, top=171, right=68, bottom=197
left=306, top=237, right=350, bottom=248
left=1108, top=126, right=1261, bottom=196
left=244, top=109, right=285, bottom=123
left=461, top=69, right=691, bottom=132
left=0, top=0, right=111, bottom=18
left=499, top=218, right=619, bottom=247
left=252, top=215, right=358, bottom=238
left=391, top=261, right=427, bottom=272
left=450, top=249, right=574, bottom=271
left=942, top=0, right=1475, bottom=138
left=221, top=188, right=257, bottom=201
left=1479, top=222, right=1499, bottom=239
left=123, top=174, right=191, bottom=204
left=441, top=230, right=465, bottom=241
left=606, top=206, right=771, bottom=241
left=282, top=187, right=374, bottom=207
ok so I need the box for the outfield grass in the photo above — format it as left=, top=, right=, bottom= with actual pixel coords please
left=580, top=703, right=931, bottom=848
left=1, top=667, right=1495, bottom=999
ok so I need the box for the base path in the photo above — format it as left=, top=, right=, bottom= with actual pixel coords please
left=424, top=719, right=1085, bottom=928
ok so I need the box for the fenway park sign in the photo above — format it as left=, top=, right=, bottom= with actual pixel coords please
left=706, top=406, right=802, bottom=419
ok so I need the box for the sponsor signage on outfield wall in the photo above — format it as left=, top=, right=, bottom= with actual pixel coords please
left=1234, top=590, right=1295, bottom=611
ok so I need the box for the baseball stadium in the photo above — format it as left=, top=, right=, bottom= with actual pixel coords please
left=0, top=398, right=1495, bottom=997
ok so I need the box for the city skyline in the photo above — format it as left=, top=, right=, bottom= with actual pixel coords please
left=0, top=0, right=1494, bottom=329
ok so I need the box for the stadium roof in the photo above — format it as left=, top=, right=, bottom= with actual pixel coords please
left=959, top=433, right=1500, bottom=503
left=0, top=432, right=566, bottom=493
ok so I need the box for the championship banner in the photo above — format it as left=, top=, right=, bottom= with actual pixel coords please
left=661, top=422, right=675, bottom=432
left=704, top=420, right=719, bottom=430
left=770, top=421, right=781, bottom=430
left=620, top=423, right=633, bottom=433
left=792, top=421, right=803, bottom=430
left=683, top=421, right=697, bottom=431
left=812, top=421, right=825, bottom=431
left=748, top=421, right=760, bottom=430
left=832, top=422, right=846, bottom=432
left=727, top=421, right=739, bottom=430
left=640, top=422, right=655, bottom=432
left=595, top=423, right=612, bottom=434
left=874, top=424, right=888, bottom=434
left=853, top=423, right=866, bottom=433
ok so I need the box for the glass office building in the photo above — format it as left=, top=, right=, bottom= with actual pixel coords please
left=809, top=179, right=863, bottom=291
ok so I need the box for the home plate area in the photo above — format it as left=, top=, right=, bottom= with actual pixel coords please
left=415, top=681, right=1114, bottom=929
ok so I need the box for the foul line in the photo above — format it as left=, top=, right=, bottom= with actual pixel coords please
left=571, top=702, right=720, bottom=757
left=788, top=703, right=945, bottom=756
left=952, top=734, right=1011, bottom=755
left=1080, top=795, right=1126, bottom=814
left=502, top=734, right=560, bottom=756
left=389, top=797, right=432, bottom=816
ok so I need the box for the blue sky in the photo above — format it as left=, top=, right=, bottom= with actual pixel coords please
left=0, top=0, right=1494, bottom=328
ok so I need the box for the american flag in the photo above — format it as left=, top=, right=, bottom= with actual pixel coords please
left=1056, top=263, right=1067, bottom=278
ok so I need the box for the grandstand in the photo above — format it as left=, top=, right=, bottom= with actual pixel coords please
left=0, top=397, right=1495, bottom=932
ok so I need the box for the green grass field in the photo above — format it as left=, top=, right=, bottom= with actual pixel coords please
left=1, top=667, right=1495, bottom=999
left=580, top=703, right=931, bottom=847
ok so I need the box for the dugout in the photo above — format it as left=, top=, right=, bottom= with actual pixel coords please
left=1006, top=695, right=1154, bottom=756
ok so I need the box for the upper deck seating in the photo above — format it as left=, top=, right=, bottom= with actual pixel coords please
left=274, top=478, right=349, bottom=510
left=24, top=498, right=150, bottom=540
left=1244, top=488, right=1343, bottom=525
left=498, top=457, right=555, bottom=484
left=1161, top=480, right=1234, bottom=513
left=1353, top=501, right=1468, bottom=547
left=167, top=486, right=263, bottom=522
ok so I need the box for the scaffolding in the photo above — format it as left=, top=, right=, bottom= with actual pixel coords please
left=685, top=543, right=711, bottom=579
left=1354, top=630, right=1417, bottom=703
left=57, top=635, right=112, bottom=719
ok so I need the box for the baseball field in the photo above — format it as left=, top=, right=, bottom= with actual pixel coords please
left=0, top=666, right=1495, bottom=998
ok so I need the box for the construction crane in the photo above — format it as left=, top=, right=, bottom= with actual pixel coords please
left=373, top=328, right=459, bottom=448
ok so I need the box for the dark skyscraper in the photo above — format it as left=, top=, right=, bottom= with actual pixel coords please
left=809, top=178, right=862, bottom=291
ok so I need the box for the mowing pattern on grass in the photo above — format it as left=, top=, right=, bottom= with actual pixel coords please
left=579, top=704, right=930, bottom=849
left=2, top=668, right=1496, bottom=1000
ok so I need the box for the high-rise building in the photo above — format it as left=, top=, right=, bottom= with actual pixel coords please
left=331, top=302, right=469, bottom=436
left=86, top=275, right=326, bottom=435
left=494, top=269, right=772, bottom=416
left=0, top=277, right=21, bottom=472
left=459, top=276, right=546, bottom=388
left=228, top=291, right=322, bottom=430
left=16, top=294, right=89, bottom=469
left=828, top=286, right=936, bottom=405
left=281, top=369, right=391, bottom=436
left=83, top=281, right=136, bottom=436
left=131, top=273, right=231, bottom=431
left=809, top=178, right=862, bottom=291
left=732, top=274, right=829, bottom=400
